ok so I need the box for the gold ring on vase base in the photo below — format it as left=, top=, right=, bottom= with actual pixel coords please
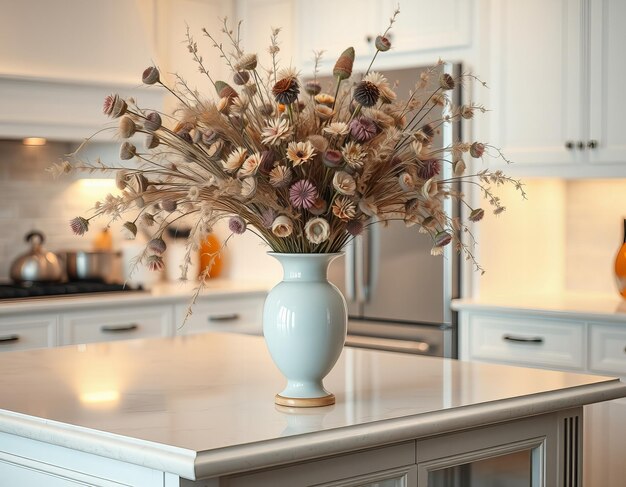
left=275, top=393, right=335, bottom=407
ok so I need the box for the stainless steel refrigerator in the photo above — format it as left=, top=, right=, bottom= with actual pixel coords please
left=327, top=63, right=462, bottom=358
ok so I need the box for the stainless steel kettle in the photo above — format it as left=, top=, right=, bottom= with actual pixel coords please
left=10, top=231, right=64, bottom=283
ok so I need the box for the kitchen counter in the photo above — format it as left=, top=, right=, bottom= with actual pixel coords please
left=452, top=292, right=626, bottom=323
left=0, top=332, right=624, bottom=485
left=0, top=279, right=270, bottom=315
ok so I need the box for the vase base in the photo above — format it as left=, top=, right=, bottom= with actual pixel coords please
left=275, top=393, right=335, bottom=408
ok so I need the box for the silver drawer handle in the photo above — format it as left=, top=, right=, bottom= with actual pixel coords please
left=0, top=334, right=20, bottom=343
left=208, top=314, right=240, bottom=322
left=503, top=334, right=544, bottom=344
left=100, top=324, right=139, bottom=333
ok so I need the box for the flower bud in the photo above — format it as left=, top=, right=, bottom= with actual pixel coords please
left=142, top=66, right=160, bottom=85
left=375, top=35, right=391, bottom=52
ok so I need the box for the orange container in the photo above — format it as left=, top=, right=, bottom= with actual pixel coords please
left=198, top=233, right=223, bottom=278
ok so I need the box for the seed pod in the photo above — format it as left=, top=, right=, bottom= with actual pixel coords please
left=233, top=71, right=250, bottom=85
left=439, top=73, right=455, bottom=90
left=215, top=80, right=238, bottom=99
left=145, top=133, right=160, bottom=149
left=375, top=35, right=391, bottom=52
left=144, top=111, right=162, bottom=131
left=142, top=66, right=160, bottom=85
left=333, top=47, right=355, bottom=80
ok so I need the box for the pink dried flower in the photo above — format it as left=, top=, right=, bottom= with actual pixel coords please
left=434, top=231, right=452, bottom=248
left=417, top=159, right=441, bottom=180
left=350, top=117, right=378, bottom=142
left=323, top=150, right=343, bottom=168
left=146, top=255, right=164, bottom=272
left=148, top=238, right=167, bottom=255
left=103, top=94, right=127, bottom=118
left=229, top=216, right=247, bottom=234
left=142, top=66, right=160, bottom=85
left=69, top=216, right=89, bottom=236
left=289, top=179, right=318, bottom=209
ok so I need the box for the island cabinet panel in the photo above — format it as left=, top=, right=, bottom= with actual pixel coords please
left=466, top=312, right=585, bottom=371
left=0, top=314, right=57, bottom=352
left=59, top=305, right=173, bottom=346
left=215, top=442, right=416, bottom=487
left=589, top=322, right=626, bottom=375
left=174, top=296, right=265, bottom=336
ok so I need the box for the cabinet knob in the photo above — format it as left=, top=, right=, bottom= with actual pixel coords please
left=0, top=334, right=20, bottom=343
left=588, top=139, right=598, bottom=149
left=577, top=141, right=585, bottom=150
left=565, top=141, right=574, bottom=150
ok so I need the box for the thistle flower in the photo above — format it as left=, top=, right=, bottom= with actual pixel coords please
left=229, top=216, right=247, bottom=234
left=309, top=197, right=328, bottom=216
left=289, top=179, right=318, bottom=209
left=272, top=216, right=294, bottom=238
left=286, top=141, right=315, bottom=166
left=341, top=142, right=366, bottom=170
left=261, top=118, right=291, bottom=146
left=146, top=255, right=164, bottom=272
left=103, top=94, right=127, bottom=118
left=364, top=72, right=395, bottom=103
left=349, top=117, right=378, bottom=142
left=234, top=53, right=257, bottom=71
left=119, top=116, right=136, bottom=138
left=332, top=197, right=357, bottom=221
left=460, top=105, right=474, bottom=119
left=272, top=75, right=300, bottom=105
left=144, top=111, right=162, bottom=131
left=323, top=149, right=343, bottom=168
left=375, top=35, right=391, bottom=51
left=215, top=80, right=238, bottom=99
left=269, top=165, right=292, bottom=188
left=145, top=133, right=160, bottom=149
left=120, top=142, right=136, bottom=160
left=233, top=71, right=250, bottom=85
left=323, top=122, right=349, bottom=137
left=305, top=81, right=322, bottom=96
left=469, top=208, right=485, bottom=222
left=238, top=152, right=262, bottom=178
left=417, top=159, right=441, bottom=180
left=69, top=216, right=89, bottom=236
left=148, top=237, right=167, bottom=255
left=122, top=221, right=137, bottom=239
left=440, top=73, right=455, bottom=90
left=333, top=47, right=355, bottom=80
left=346, top=219, right=364, bottom=236
left=470, top=142, right=486, bottom=158
left=353, top=81, right=380, bottom=107
left=333, top=171, right=356, bottom=196
left=314, top=93, right=335, bottom=107
left=304, top=217, right=330, bottom=245
left=142, top=66, right=160, bottom=85
left=222, top=147, right=248, bottom=173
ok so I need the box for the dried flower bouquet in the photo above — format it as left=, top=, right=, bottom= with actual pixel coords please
left=53, top=10, right=525, bottom=280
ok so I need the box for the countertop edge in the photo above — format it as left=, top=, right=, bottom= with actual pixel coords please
left=193, top=379, right=626, bottom=480
left=0, top=409, right=198, bottom=479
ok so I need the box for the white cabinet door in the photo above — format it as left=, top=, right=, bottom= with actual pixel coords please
left=589, top=322, right=626, bottom=376
left=588, top=0, right=626, bottom=164
left=174, top=295, right=265, bottom=336
left=486, top=0, right=584, bottom=166
left=0, top=315, right=56, bottom=352
left=60, top=305, right=173, bottom=345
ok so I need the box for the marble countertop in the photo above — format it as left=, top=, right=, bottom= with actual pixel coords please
left=452, top=292, right=626, bottom=322
left=0, top=332, right=624, bottom=480
left=0, top=279, right=270, bottom=315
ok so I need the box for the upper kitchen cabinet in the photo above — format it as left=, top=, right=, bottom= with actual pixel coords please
left=482, top=0, right=626, bottom=175
left=290, top=0, right=474, bottom=74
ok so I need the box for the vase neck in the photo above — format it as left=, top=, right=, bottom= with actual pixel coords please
left=270, top=253, right=340, bottom=282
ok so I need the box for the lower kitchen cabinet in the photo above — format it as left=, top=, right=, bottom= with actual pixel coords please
left=60, top=304, right=174, bottom=345
left=174, top=295, right=265, bottom=336
left=0, top=314, right=57, bottom=352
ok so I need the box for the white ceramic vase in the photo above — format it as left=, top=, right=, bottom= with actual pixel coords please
left=263, top=253, right=347, bottom=407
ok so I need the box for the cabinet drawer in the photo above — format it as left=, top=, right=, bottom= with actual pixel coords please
left=589, top=323, right=626, bottom=376
left=0, top=315, right=56, bottom=352
left=175, top=294, right=265, bottom=336
left=61, top=305, right=172, bottom=345
left=468, top=313, right=585, bottom=370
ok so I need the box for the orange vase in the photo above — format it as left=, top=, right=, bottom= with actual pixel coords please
left=614, top=219, right=626, bottom=298
left=198, top=233, right=223, bottom=278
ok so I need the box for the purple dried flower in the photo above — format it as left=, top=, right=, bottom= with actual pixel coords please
left=305, top=80, right=322, bottom=96
left=142, top=66, right=160, bottom=85
left=434, top=231, right=453, bottom=248
left=323, top=149, right=343, bottom=168
left=69, top=216, right=89, bottom=236
left=144, top=112, right=162, bottom=131
left=146, top=255, right=164, bottom=272
left=349, top=117, right=378, bottom=142
left=148, top=238, right=167, bottom=255
left=289, top=179, right=318, bottom=210
left=103, top=94, right=127, bottom=118
left=417, top=159, right=441, bottom=180
left=229, top=216, right=247, bottom=234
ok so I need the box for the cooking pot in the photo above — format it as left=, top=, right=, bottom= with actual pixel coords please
left=65, top=251, right=115, bottom=282
left=10, top=231, right=64, bottom=283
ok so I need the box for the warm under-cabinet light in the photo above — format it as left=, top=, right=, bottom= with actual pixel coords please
left=22, top=137, right=47, bottom=146
left=80, top=390, right=120, bottom=404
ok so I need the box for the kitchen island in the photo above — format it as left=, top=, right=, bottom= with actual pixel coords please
left=0, top=332, right=624, bottom=486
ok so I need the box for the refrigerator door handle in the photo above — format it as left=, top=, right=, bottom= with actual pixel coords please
left=365, top=218, right=380, bottom=302
left=344, top=237, right=356, bottom=302
left=354, top=235, right=366, bottom=304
